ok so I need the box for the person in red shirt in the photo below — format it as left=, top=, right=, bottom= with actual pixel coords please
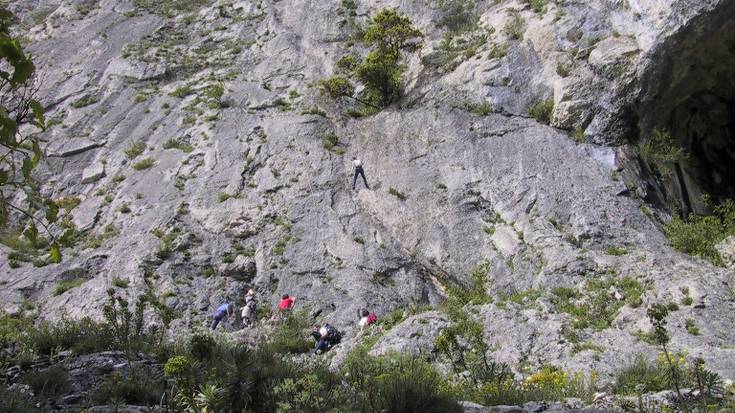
left=278, top=294, right=295, bottom=311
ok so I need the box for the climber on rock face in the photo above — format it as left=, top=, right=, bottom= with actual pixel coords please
left=241, top=289, right=257, bottom=327
left=211, top=303, right=234, bottom=330
left=358, top=308, right=377, bottom=329
left=352, top=156, right=370, bottom=190
left=278, top=294, right=295, bottom=311
left=311, top=323, right=341, bottom=354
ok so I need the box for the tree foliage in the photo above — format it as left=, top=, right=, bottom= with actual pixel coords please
left=1, top=6, right=57, bottom=257
left=638, top=128, right=688, bottom=178
left=319, top=8, right=422, bottom=110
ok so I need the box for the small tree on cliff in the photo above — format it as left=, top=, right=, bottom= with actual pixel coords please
left=319, top=8, right=422, bottom=110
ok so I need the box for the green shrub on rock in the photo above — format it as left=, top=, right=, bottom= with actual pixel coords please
left=664, top=199, right=735, bottom=265
left=319, top=8, right=422, bottom=111
left=21, top=365, right=71, bottom=399
left=264, top=311, right=312, bottom=355
left=93, top=367, right=165, bottom=406
left=528, top=98, right=554, bottom=125
left=638, top=128, right=687, bottom=178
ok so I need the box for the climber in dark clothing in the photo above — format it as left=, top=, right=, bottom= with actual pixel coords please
left=211, top=303, right=234, bottom=330
left=311, top=323, right=341, bottom=354
left=352, top=157, right=370, bottom=190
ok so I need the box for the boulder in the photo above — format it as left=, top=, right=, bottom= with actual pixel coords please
left=370, top=311, right=450, bottom=357
left=81, top=162, right=105, bottom=184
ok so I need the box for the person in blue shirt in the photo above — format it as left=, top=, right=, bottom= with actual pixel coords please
left=211, top=303, right=234, bottom=330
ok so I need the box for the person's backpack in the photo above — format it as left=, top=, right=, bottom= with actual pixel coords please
left=367, top=312, right=377, bottom=325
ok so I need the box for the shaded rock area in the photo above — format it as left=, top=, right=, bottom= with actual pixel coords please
left=1, top=1, right=735, bottom=409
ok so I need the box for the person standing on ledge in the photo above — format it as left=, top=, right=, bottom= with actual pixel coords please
left=352, top=156, right=370, bottom=190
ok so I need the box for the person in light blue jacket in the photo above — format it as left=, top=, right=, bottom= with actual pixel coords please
left=211, top=303, right=234, bottom=330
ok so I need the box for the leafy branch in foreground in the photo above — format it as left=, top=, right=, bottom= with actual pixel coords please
left=0, top=6, right=59, bottom=261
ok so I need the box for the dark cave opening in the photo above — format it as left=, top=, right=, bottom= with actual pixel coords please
left=636, top=1, right=735, bottom=215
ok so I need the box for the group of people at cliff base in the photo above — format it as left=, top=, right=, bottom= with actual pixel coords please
left=211, top=290, right=378, bottom=355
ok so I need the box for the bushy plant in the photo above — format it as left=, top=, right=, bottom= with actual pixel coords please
left=124, top=140, right=146, bottom=160
left=638, top=128, right=687, bottom=178
left=52, top=278, right=86, bottom=296
left=614, top=354, right=725, bottom=409
left=189, top=332, right=216, bottom=361
left=528, top=98, right=554, bottom=125
left=92, top=367, right=165, bottom=406
left=464, top=101, right=493, bottom=116
left=21, top=365, right=71, bottom=399
left=550, top=276, right=643, bottom=331
left=664, top=199, right=735, bottom=265
left=504, top=11, right=526, bottom=40
left=524, top=366, right=593, bottom=400
left=23, top=317, right=111, bottom=356
left=342, top=347, right=462, bottom=413
left=524, top=0, right=548, bottom=14
left=0, top=386, right=37, bottom=413
left=273, top=373, right=349, bottom=413
left=388, top=186, right=407, bottom=200
left=263, top=311, right=312, bottom=355
left=437, top=0, right=479, bottom=33
left=613, top=354, right=669, bottom=395
left=132, top=157, right=156, bottom=170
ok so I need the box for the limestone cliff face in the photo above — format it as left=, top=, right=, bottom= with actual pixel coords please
left=2, top=0, right=734, bottom=380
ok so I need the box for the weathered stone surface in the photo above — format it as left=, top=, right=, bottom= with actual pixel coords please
left=222, top=256, right=257, bottom=281
left=81, top=162, right=105, bottom=183
left=370, top=311, right=451, bottom=357
left=48, top=139, right=106, bottom=157
left=588, top=37, right=639, bottom=77
left=715, top=236, right=735, bottom=269
left=1, top=0, right=734, bottom=393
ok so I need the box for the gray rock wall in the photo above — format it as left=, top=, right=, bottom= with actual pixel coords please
left=1, top=0, right=734, bottom=380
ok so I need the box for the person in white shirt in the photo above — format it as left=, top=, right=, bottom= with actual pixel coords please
left=352, top=157, right=370, bottom=190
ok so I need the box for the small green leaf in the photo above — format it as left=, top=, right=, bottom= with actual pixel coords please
left=31, top=139, right=42, bottom=167
left=10, top=58, right=34, bottom=85
left=21, top=157, right=32, bottom=179
left=0, top=168, right=7, bottom=184
left=30, top=100, right=45, bottom=130
left=49, top=243, right=62, bottom=263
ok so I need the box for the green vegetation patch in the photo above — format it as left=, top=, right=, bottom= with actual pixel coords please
left=319, top=8, right=423, bottom=111
left=53, top=278, right=86, bottom=296
left=665, top=199, right=735, bottom=265
left=551, top=276, right=644, bottom=331
left=528, top=98, right=554, bottom=125
left=132, top=157, right=156, bottom=170
left=504, top=11, right=526, bottom=40
left=638, top=129, right=688, bottom=179
left=124, top=140, right=146, bottom=160
left=163, top=138, right=194, bottom=153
